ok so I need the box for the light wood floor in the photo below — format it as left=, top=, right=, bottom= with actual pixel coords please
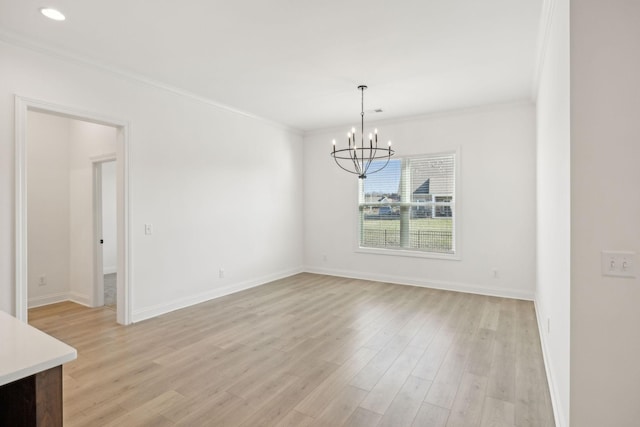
left=29, top=273, right=555, bottom=427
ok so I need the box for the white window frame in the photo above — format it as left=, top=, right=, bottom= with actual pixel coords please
left=354, top=148, right=461, bottom=260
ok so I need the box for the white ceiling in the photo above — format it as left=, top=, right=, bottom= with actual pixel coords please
left=0, top=0, right=543, bottom=131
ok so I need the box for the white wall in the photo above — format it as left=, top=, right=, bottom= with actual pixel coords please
left=534, top=0, right=571, bottom=426
left=26, top=111, right=71, bottom=307
left=101, top=161, right=117, bottom=274
left=304, top=103, right=537, bottom=299
left=68, top=120, right=117, bottom=305
left=0, top=41, right=304, bottom=320
left=570, top=1, right=640, bottom=425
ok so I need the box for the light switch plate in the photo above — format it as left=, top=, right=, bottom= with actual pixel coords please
left=601, top=250, right=636, bottom=278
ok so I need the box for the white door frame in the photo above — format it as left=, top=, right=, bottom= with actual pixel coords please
left=15, top=95, right=132, bottom=325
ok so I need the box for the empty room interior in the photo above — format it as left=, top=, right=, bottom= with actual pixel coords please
left=1, top=1, right=639, bottom=426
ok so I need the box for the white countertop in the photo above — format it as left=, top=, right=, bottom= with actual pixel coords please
left=0, top=310, right=77, bottom=386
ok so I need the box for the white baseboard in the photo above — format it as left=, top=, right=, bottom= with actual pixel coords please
left=28, top=292, right=70, bottom=308
left=131, top=267, right=305, bottom=323
left=303, top=266, right=534, bottom=300
left=28, top=291, right=91, bottom=309
left=533, top=298, right=567, bottom=427
left=69, top=292, right=91, bottom=307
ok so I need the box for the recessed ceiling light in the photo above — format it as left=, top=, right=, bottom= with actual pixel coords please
left=40, top=8, right=66, bottom=21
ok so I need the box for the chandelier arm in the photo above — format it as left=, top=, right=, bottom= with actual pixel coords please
left=333, top=157, right=361, bottom=175
left=330, top=147, right=394, bottom=160
left=361, top=145, right=375, bottom=176
left=365, top=153, right=393, bottom=175
left=347, top=144, right=362, bottom=176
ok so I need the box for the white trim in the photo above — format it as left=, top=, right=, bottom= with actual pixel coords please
left=27, top=292, right=92, bottom=309
left=14, top=97, right=28, bottom=322
left=14, top=95, right=133, bottom=325
left=354, top=247, right=461, bottom=261
left=0, top=34, right=302, bottom=136
left=90, top=152, right=117, bottom=163
left=534, top=298, right=567, bottom=427
left=28, top=292, right=71, bottom=309
left=532, top=0, right=556, bottom=100
left=131, top=267, right=304, bottom=323
left=69, top=292, right=91, bottom=307
left=304, top=266, right=534, bottom=301
left=119, top=125, right=132, bottom=325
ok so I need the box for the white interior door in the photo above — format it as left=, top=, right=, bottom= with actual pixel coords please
left=100, top=160, right=117, bottom=307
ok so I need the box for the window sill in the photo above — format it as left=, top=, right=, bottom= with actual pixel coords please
left=355, top=246, right=461, bottom=261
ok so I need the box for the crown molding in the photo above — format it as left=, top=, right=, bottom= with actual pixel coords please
left=532, top=0, right=556, bottom=100
left=303, top=99, right=534, bottom=138
left=0, top=28, right=303, bottom=136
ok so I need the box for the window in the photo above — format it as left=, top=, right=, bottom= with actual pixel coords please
left=358, top=152, right=456, bottom=256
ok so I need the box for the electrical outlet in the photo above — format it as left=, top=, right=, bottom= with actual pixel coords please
left=492, top=268, right=498, bottom=278
left=38, top=275, right=46, bottom=286
left=219, top=269, right=225, bottom=279
left=144, top=224, right=153, bottom=235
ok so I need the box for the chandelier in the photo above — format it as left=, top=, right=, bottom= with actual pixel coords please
left=330, top=85, right=395, bottom=179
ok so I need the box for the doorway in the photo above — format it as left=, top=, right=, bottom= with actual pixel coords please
left=93, top=159, right=117, bottom=311
left=15, top=96, right=131, bottom=325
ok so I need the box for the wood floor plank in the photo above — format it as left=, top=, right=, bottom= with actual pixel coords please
left=343, top=407, right=383, bottom=427
left=423, top=331, right=475, bottom=409
left=424, top=294, right=485, bottom=409
left=103, top=390, right=184, bottom=427
left=466, top=328, right=495, bottom=377
left=514, top=301, right=555, bottom=427
left=478, top=299, right=501, bottom=331
left=309, top=385, right=368, bottom=427
left=294, top=347, right=377, bottom=417
left=276, top=410, right=315, bottom=427
left=377, top=375, right=432, bottom=427
left=27, top=273, right=554, bottom=427
left=238, top=361, right=337, bottom=427
left=445, top=372, right=488, bottom=427
left=411, top=402, right=450, bottom=427
left=486, top=304, right=517, bottom=402
left=359, top=345, right=426, bottom=414
left=480, top=396, right=515, bottom=427
left=350, top=335, right=410, bottom=391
